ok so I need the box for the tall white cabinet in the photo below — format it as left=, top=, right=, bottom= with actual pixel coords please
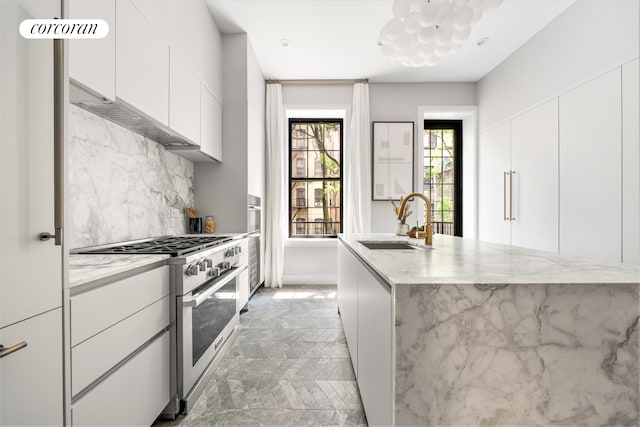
left=478, top=122, right=511, bottom=245
left=479, top=61, right=639, bottom=265
left=478, top=99, right=559, bottom=252
left=622, top=59, right=640, bottom=265
left=559, top=69, right=622, bottom=263
left=1, top=0, right=64, bottom=424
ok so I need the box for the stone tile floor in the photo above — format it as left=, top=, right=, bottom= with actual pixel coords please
left=154, top=285, right=367, bottom=427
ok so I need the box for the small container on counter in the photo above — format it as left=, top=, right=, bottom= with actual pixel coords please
left=204, top=216, right=215, bottom=234
left=188, top=217, right=202, bottom=234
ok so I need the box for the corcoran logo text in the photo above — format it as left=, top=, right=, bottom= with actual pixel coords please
left=20, top=19, right=109, bottom=39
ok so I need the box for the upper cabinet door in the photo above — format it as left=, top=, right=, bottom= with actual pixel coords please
left=478, top=123, right=511, bottom=245
left=68, top=0, right=116, bottom=100
left=559, top=68, right=622, bottom=263
left=200, top=85, right=223, bottom=162
left=510, top=98, right=559, bottom=252
left=622, top=59, right=640, bottom=265
left=115, top=0, right=169, bottom=125
left=169, top=48, right=200, bottom=146
left=0, top=0, right=62, bottom=328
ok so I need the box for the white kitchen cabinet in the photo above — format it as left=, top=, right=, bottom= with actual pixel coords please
left=1, top=0, right=62, bottom=329
left=69, top=265, right=171, bottom=425
left=169, top=48, right=201, bottom=146
left=116, top=0, right=169, bottom=125
left=0, top=309, right=63, bottom=426
left=478, top=99, right=559, bottom=252
left=622, top=58, right=640, bottom=265
left=200, top=85, right=223, bottom=161
left=194, top=34, right=266, bottom=237
left=510, top=99, right=559, bottom=252
left=478, top=122, right=511, bottom=245
left=71, top=331, right=170, bottom=426
left=337, top=240, right=392, bottom=426
left=70, top=265, right=170, bottom=346
left=337, top=241, right=358, bottom=374
left=559, top=69, right=622, bottom=263
left=68, top=0, right=116, bottom=100
left=356, top=262, right=392, bottom=427
left=71, top=296, right=170, bottom=394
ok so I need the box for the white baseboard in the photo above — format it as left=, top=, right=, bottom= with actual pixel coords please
left=281, top=275, right=337, bottom=285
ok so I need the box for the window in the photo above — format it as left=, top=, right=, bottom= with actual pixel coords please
left=424, top=120, right=462, bottom=236
left=296, top=158, right=306, bottom=177
left=289, top=119, right=343, bottom=238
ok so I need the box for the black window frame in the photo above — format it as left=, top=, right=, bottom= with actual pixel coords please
left=423, top=120, right=463, bottom=237
left=288, top=118, right=344, bottom=238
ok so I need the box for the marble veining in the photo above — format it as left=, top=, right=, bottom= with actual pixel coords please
left=339, top=233, right=640, bottom=426
left=394, top=282, right=639, bottom=426
left=69, top=254, right=169, bottom=288
left=68, top=105, right=195, bottom=249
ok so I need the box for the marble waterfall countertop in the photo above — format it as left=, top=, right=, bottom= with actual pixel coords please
left=339, top=233, right=640, bottom=285
left=68, top=254, right=170, bottom=288
left=339, top=233, right=640, bottom=426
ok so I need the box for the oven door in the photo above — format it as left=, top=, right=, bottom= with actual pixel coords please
left=179, top=266, right=244, bottom=396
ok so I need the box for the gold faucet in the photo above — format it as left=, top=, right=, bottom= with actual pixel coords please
left=398, top=192, right=433, bottom=245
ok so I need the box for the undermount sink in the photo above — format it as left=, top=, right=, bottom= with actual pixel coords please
left=359, top=241, right=426, bottom=250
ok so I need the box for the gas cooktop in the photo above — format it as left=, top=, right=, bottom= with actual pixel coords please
left=76, top=235, right=233, bottom=257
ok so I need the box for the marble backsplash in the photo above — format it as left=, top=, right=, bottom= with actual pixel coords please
left=68, top=105, right=195, bottom=249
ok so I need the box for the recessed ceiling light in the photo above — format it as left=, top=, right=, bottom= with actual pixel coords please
left=477, top=37, right=490, bottom=46
left=279, top=38, right=289, bottom=47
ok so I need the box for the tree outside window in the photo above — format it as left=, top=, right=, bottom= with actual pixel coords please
left=289, top=119, right=343, bottom=237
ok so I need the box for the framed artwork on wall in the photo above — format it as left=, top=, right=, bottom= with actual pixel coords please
left=371, top=121, right=414, bottom=200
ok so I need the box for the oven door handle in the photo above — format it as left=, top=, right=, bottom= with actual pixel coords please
left=183, top=265, right=247, bottom=308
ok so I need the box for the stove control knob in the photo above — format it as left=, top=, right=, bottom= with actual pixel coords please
left=206, top=258, right=213, bottom=268
left=186, top=264, right=199, bottom=276
left=209, top=266, right=221, bottom=278
left=225, top=248, right=234, bottom=257
left=234, top=246, right=241, bottom=255
left=198, top=260, right=207, bottom=271
left=222, top=261, right=231, bottom=270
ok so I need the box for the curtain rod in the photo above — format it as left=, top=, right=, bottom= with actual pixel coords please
left=266, top=78, right=368, bottom=84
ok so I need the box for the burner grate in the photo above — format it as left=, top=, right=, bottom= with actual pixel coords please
left=77, top=236, right=233, bottom=256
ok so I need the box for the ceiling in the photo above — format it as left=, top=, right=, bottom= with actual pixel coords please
left=205, top=0, right=575, bottom=83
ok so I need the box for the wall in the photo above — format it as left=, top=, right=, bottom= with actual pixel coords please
left=281, top=82, right=476, bottom=284
left=370, top=83, right=476, bottom=234
left=477, top=0, right=639, bottom=131
left=68, top=105, right=194, bottom=249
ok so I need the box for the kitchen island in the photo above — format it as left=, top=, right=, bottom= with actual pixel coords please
left=337, top=233, right=640, bottom=427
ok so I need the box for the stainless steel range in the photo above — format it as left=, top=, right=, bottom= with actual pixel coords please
left=77, top=234, right=247, bottom=415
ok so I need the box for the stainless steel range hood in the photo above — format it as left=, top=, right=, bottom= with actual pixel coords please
left=70, top=80, right=194, bottom=147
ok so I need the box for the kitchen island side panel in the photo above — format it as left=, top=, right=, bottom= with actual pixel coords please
left=394, top=282, right=639, bottom=426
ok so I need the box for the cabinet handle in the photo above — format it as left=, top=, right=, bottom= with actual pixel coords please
left=503, top=171, right=509, bottom=221
left=510, top=171, right=516, bottom=220
left=0, top=342, right=27, bottom=359
left=40, top=38, right=64, bottom=245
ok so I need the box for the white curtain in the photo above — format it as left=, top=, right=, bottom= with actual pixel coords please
left=346, top=82, right=372, bottom=235
left=264, top=84, right=286, bottom=288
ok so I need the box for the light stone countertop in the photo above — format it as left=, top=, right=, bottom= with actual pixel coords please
left=68, top=254, right=170, bottom=288
left=339, top=233, right=640, bottom=286
left=339, top=233, right=640, bottom=426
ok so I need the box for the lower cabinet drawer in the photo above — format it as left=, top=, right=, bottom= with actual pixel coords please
left=71, top=265, right=170, bottom=346
left=71, top=331, right=170, bottom=426
left=71, top=296, right=170, bottom=396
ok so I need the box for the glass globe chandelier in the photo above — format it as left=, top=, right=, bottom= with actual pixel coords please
left=379, top=0, right=504, bottom=67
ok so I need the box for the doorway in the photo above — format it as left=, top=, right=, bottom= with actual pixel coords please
left=423, top=120, right=463, bottom=237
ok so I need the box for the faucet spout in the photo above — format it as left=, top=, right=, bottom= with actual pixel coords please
left=398, top=192, right=433, bottom=246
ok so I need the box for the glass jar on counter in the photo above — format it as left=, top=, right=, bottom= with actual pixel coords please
left=204, top=216, right=215, bottom=233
